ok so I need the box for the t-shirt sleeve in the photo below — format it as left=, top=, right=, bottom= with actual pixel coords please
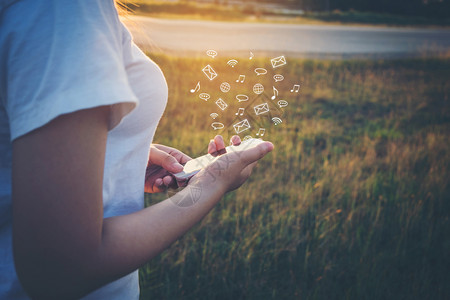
left=3, top=0, right=138, bottom=141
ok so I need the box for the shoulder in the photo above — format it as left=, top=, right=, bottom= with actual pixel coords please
left=1, top=0, right=138, bottom=141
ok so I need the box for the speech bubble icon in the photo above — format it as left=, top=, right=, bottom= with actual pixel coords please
left=273, top=74, right=284, bottom=82
left=206, top=49, right=217, bottom=58
left=199, top=93, right=210, bottom=101
left=211, top=122, right=224, bottom=130
left=255, top=68, right=268, bottom=76
left=278, top=100, right=288, bottom=108
left=236, top=94, right=249, bottom=102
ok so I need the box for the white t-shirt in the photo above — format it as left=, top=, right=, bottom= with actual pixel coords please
left=0, top=0, right=168, bottom=298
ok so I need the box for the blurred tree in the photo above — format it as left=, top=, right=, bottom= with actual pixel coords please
left=300, top=0, right=449, bottom=18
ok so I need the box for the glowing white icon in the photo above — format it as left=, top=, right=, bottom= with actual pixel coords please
left=236, top=94, right=249, bottom=102
left=211, top=122, right=225, bottom=130
left=215, top=98, right=228, bottom=111
left=191, top=81, right=200, bottom=93
left=249, top=52, right=254, bottom=60
left=270, top=55, right=287, bottom=68
left=273, top=74, right=284, bottom=82
left=277, top=100, right=288, bottom=108
left=271, top=86, right=278, bottom=100
left=202, top=64, right=218, bottom=81
left=291, top=84, right=301, bottom=93
left=220, top=82, right=231, bottom=93
left=236, top=75, right=245, bottom=83
left=190, top=81, right=200, bottom=93
left=255, top=68, right=267, bottom=76
left=256, top=128, right=266, bottom=137
left=206, top=50, right=218, bottom=58
left=254, top=103, right=270, bottom=115
left=233, top=119, right=251, bottom=134
left=210, top=113, right=219, bottom=119
left=235, top=108, right=245, bottom=116
left=227, top=59, right=238, bottom=67
left=253, top=84, right=264, bottom=95
left=272, top=117, right=283, bottom=125
left=199, top=93, right=210, bottom=101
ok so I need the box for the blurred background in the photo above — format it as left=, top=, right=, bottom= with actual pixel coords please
left=119, top=1, right=450, bottom=299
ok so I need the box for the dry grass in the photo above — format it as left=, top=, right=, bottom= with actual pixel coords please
left=139, top=55, right=450, bottom=299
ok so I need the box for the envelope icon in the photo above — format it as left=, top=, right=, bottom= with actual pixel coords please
left=215, top=98, right=228, bottom=111
left=254, top=103, right=270, bottom=115
left=202, top=64, right=218, bottom=81
left=270, top=55, right=286, bottom=69
left=233, top=119, right=251, bottom=134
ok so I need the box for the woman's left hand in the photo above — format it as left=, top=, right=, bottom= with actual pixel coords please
left=145, top=144, right=191, bottom=193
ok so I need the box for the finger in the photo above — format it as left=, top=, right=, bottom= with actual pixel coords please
left=214, top=135, right=226, bottom=155
left=230, top=135, right=241, bottom=146
left=154, top=144, right=192, bottom=164
left=208, top=139, right=218, bottom=156
left=162, top=175, right=174, bottom=187
left=168, top=149, right=192, bottom=164
left=155, top=178, right=164, bottom=186
left=152, top=179, right=166, bottom=193
left=239, top=142, right=274, bottom=165
left=150, top=147, right=184, bottom=173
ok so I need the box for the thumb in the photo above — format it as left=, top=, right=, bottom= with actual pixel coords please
left=150, top=147, right=184, bottom=173
left=239, top=142, right=274, bottom=165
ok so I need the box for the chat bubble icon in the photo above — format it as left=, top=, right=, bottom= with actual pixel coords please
left=273, top=74, right=284, bottom=82
left=255, top=68, right=267, bottom=76
left=206, top=49, right=217, bottom=58
left=199, top=93, right=210, bottom=101
left=277, top=100, right=288, bottom=108
left=211, top=122, right=224, bottom=130
left=236, top=94, right=249, bottom=102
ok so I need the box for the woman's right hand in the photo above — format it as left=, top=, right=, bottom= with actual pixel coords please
left=195, top=135, right=274, bottom=193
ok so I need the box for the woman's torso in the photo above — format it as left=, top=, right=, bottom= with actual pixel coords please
left=0, top=0, right=167, bottom=298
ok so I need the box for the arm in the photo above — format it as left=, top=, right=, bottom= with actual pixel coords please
left=12, top=106, right=273, bottom=299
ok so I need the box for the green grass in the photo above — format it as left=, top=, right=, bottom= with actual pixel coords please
left=139, top=54, right=450, bottom=299
left=124, top=1, right=450, bottom=27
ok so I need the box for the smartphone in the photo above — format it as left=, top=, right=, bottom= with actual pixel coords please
left=172, top=138, right=265, bottom=181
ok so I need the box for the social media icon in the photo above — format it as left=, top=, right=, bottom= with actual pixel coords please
left=202, top=64, right=218, bottom=81
left=270, top=55, right=286, bottom=68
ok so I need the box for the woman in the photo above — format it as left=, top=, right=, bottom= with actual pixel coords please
left=0, top=0, right=273, bottom=299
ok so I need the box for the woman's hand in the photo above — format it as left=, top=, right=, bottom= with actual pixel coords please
left=194, top=135, right=274, bottom=193
left=145, top=144, right=191, bottom=193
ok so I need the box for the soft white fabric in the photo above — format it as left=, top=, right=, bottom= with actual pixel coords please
left=0, top=0, right=168, bottom=298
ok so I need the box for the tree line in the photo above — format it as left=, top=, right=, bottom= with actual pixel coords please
left=289, top=0, right=449, bottom=18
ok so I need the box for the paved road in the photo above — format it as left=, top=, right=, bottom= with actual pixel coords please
left=125, top=16, right=450, bottom=58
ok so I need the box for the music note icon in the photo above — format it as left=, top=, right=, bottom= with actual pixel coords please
left=290, top=84, right=300, bottom=93
left=236, top=75, right=245, bottom=83
left=256, top=128, right=265, bottom=137
left=271, top=86, right=278, bottom=100
left=249, top=51, right=254, bottom=60
left=190, top=81, right=200, bottom=93
left=235, top=108, right=245, bottom=116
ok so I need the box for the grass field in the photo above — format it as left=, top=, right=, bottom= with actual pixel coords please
left=139, top=54, right=450, bottom=299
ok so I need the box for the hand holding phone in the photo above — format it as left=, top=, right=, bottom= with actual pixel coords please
left=172, top=138, right=266, bottom=181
